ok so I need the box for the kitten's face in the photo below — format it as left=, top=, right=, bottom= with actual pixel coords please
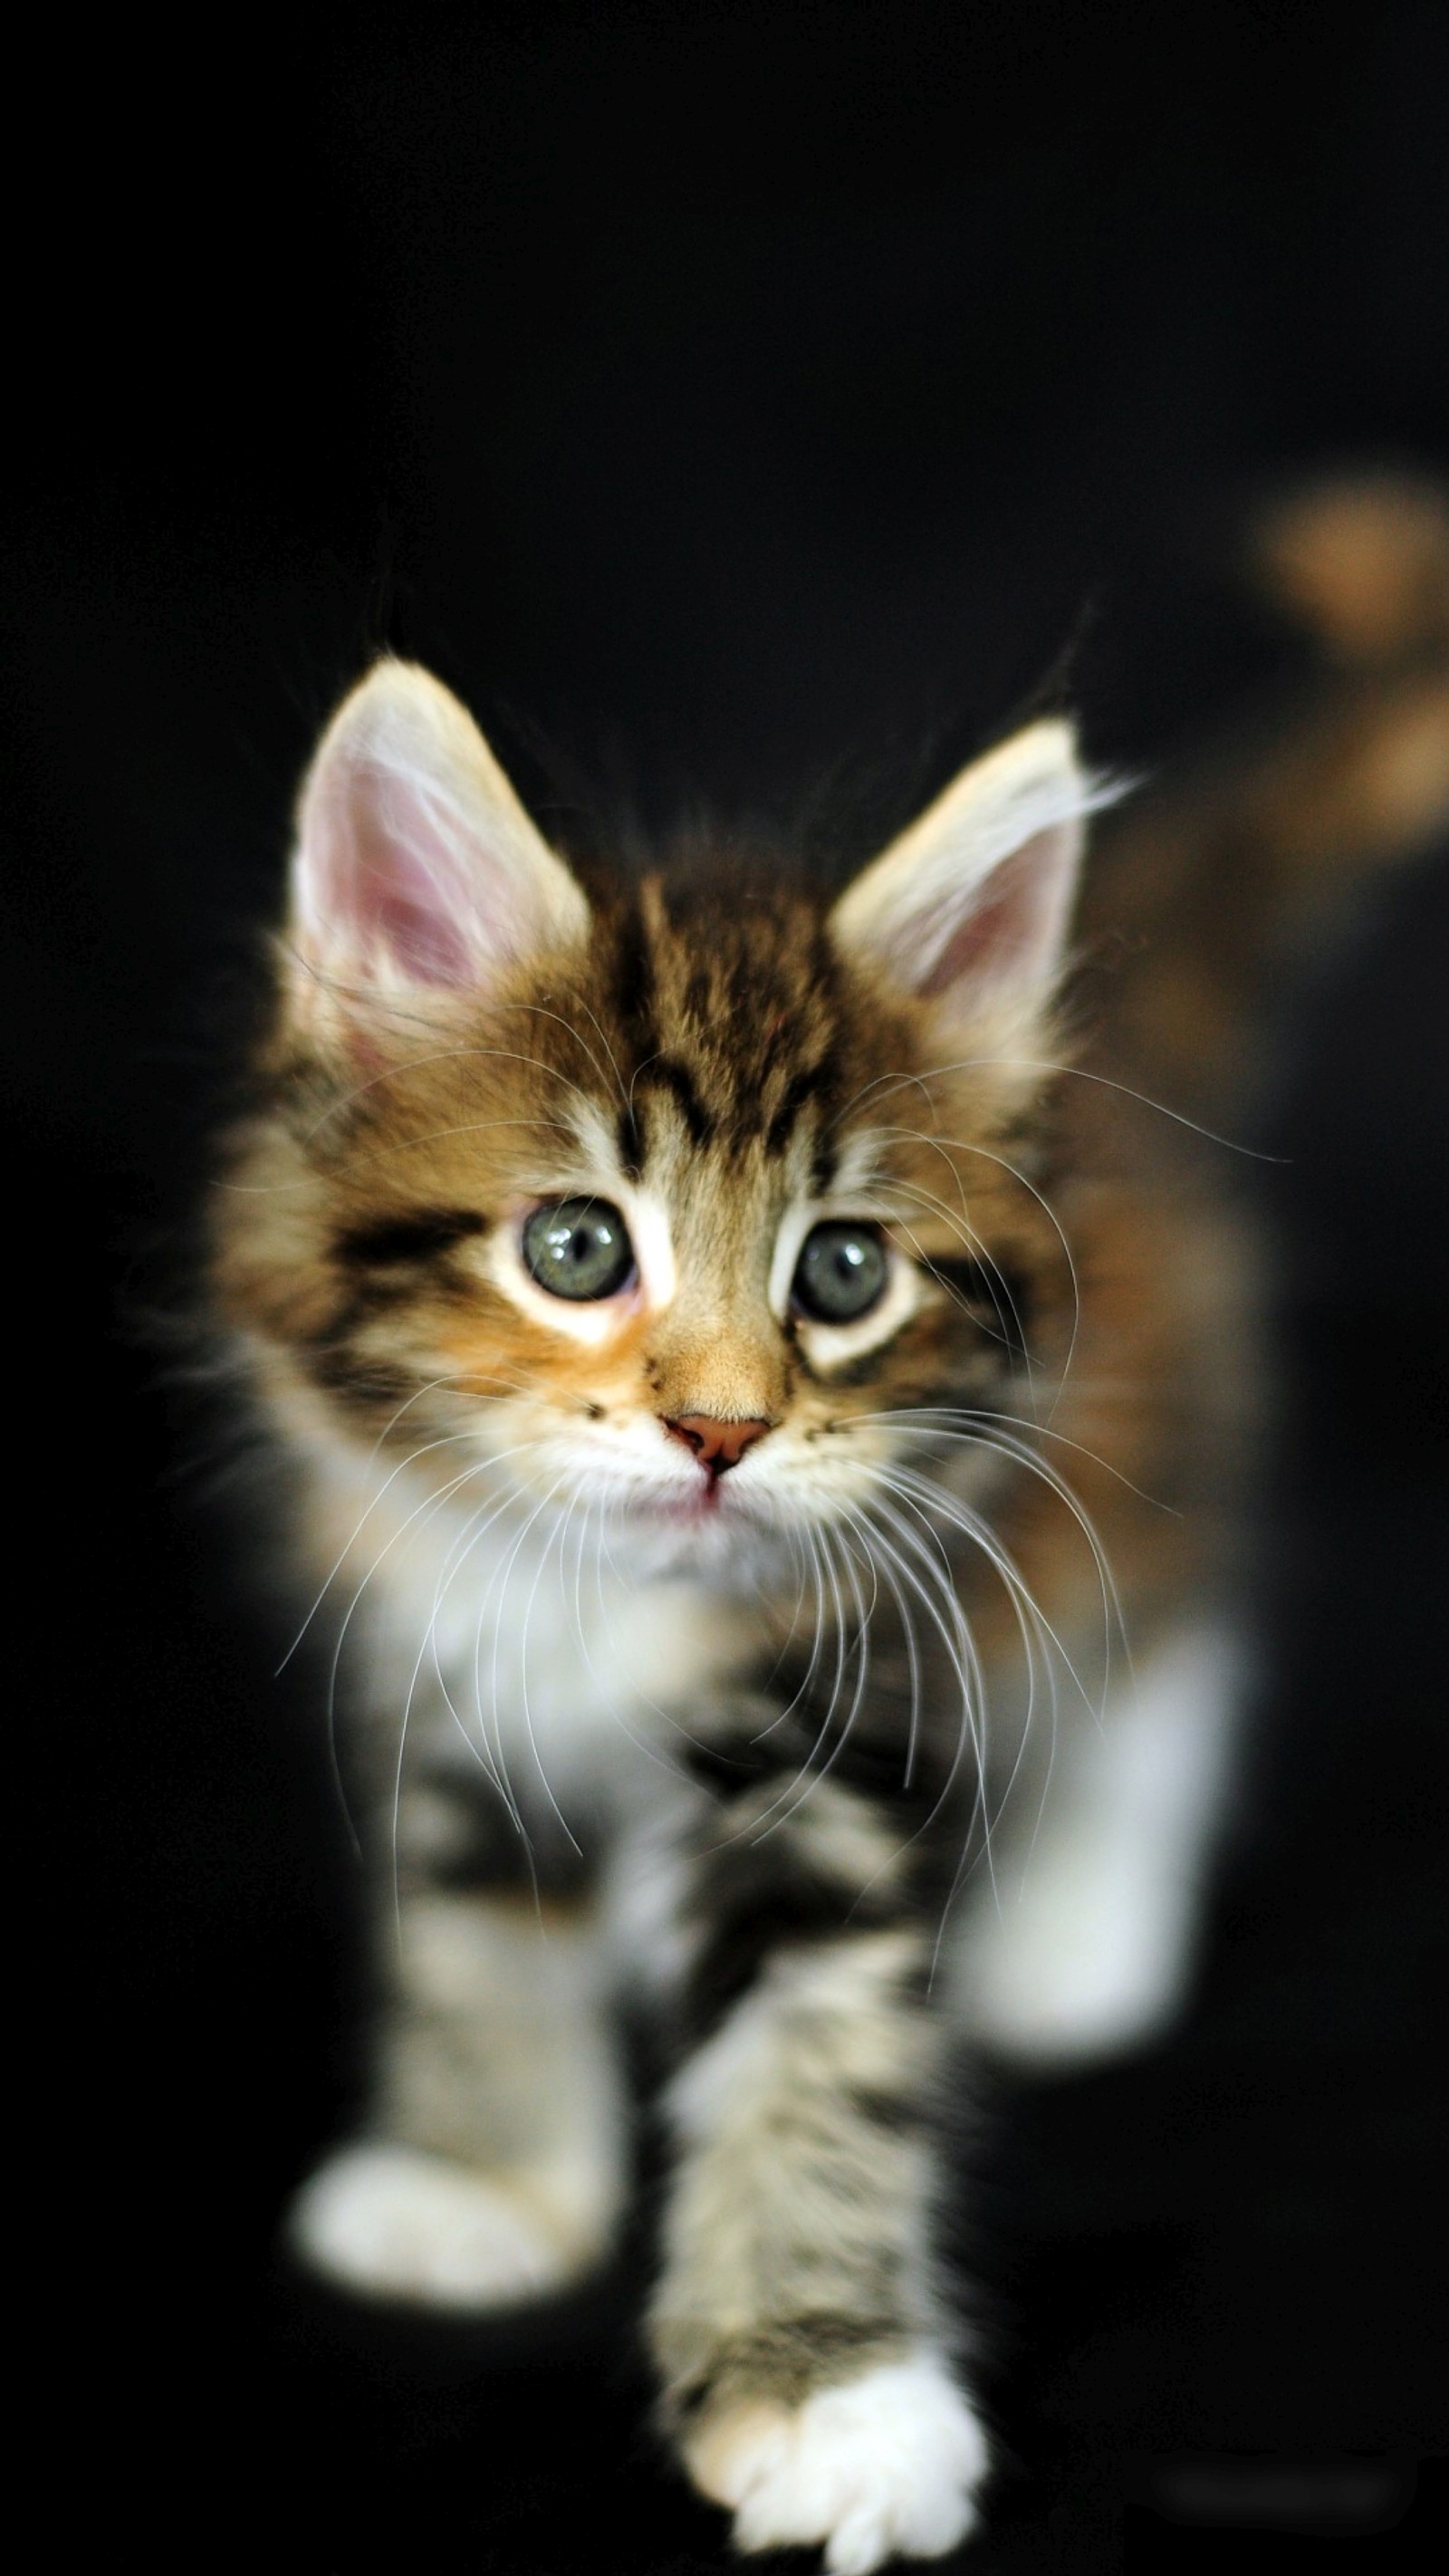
left=216, top=667, right=1090, bottom=1578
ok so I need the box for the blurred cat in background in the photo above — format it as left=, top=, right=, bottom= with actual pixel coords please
left=210, top=480, right=1448, bottom=2571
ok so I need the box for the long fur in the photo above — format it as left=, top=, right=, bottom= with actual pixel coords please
left=208, top=476, right=1448, bottom=2571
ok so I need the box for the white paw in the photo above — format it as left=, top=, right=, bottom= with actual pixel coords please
left=686, top=2351, right=988, bottom=2575
left=962, top=1885, right=1188, bottom=2061
left=288, top=2143, right=579, bottom=2309
left=958, top=1630, right=1244, bottom=2069
left=960, top=1853, right=1195, bottom=2068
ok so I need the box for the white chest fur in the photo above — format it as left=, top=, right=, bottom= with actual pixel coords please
left=310, top=1444, right=743, bottom=1814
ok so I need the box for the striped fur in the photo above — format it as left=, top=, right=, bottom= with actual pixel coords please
left=211, top=478, right=1448, bottom=2570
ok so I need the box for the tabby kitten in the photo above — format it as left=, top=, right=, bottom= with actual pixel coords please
left=211, top=483, right=1449, bottom=2572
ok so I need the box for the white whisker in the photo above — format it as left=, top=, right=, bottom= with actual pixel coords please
left=279, top=1379, right=504, bottom=1670
left=871, top=1124, right=1084, bottom=1400
left=747, top=1520, right=877, bottom=1844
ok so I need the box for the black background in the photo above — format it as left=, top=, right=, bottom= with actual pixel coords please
left=13, top=5, right=1447, bottom=2566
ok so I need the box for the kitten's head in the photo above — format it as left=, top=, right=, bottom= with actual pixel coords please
left=216, top=664, right=1097, bottom=1576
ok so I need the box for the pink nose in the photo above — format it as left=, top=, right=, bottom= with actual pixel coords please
left=664, top=1415, right=772, bottom=1473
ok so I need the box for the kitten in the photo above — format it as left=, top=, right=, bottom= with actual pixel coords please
left=210, top=480, right=1448, bottom=2572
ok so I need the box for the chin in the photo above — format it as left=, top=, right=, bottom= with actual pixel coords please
left=609, top=1480, right=790, bottom=1580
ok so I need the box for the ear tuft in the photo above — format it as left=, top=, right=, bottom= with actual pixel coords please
left=286, top=661, right=590, bottom=1025
left=830, top=719, right=1107, bottom=1027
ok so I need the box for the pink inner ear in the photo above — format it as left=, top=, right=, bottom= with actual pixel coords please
left=368, top=889, right=476, bottom=985
left=307, top=756, right=485, bottom=987
left=917, top=829, right=1069, bottom=998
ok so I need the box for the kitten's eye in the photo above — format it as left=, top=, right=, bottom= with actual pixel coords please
left=522, top=1198, right=636, bottom=1301
left=792, top=1222, right=888, bottom=1324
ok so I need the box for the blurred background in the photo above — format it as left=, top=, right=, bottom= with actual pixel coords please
left=10, top=5, right=1445, bottom=2565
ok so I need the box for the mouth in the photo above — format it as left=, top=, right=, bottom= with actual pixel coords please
left=563, top=1449, right=779, bottom=1540
left=628, top=1456, right=777, bottom=1535
left=641, top=1474, right=726, bottom=1525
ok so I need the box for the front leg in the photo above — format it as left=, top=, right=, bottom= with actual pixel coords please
left=290, top=1767, right=627, bottom=2310
left=650, top=1763, right=988, bottom=2574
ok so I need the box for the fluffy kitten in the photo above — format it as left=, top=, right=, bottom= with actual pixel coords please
left=210, top=481, right=1448, bottom=2572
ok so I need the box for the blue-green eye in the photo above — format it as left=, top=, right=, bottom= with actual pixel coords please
left=792, top=1222, right=888, bottom=1324
left=522, top=1198, right=636, bottom=1301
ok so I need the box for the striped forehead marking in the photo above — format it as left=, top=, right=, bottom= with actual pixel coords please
left=609, top=888, right=844, bottom=1187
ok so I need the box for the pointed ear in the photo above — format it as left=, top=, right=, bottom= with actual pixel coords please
left=284, top=660, right=590, bottom=1032
left=830, top=720, right=1099, bottom=1032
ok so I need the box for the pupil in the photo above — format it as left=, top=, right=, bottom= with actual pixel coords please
left=523, top=1198, right=634, bottom=1302
left=793, top=1221, right=888, bottom=1322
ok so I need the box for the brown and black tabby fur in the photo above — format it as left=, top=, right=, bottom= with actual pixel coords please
left=210, top=480, right=1449, bottom=2571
